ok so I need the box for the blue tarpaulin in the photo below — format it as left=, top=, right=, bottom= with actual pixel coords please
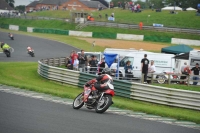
left=103, top=53, right=118, bottom=68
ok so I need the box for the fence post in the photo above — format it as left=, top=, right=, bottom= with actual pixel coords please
left=168, top=74, right=171, bottom=85
left=141, top=73, right=144, bottom=83
left=151, top=73, right=153, bottom=83
left=187, top=75, right=190, bottom=86
left=48, top=58, right=50, bottom=65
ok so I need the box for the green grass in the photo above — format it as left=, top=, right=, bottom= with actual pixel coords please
left=153, top=84, right=200, bottom=92
left=0, top=62, right=200, bottom=124
left=1, top=18, right=200, bottom=41
left=27, top=9, right=200, bottom=29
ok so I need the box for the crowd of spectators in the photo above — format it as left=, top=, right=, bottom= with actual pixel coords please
left=65, top=50, right=105, bottom=75
left=110, top=1, right=141, bottom=13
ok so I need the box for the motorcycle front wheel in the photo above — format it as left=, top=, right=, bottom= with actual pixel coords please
left=95, top=95, right=112, bottom=113
left=157, top=75, right=166, bottom=84
left=73, top=93, right=84, bottom=109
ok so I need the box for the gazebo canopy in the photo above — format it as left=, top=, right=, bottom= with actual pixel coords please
left=161, top=44, right=193, bottom=54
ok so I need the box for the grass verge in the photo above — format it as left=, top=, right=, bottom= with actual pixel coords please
left=1, top=18, right=200, bottom=40
left=0, top=62, right=200, bottom=124
left=153, top=83, right=200, bottom=92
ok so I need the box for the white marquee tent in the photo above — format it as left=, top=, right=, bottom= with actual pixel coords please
left=162, top=6, right=182, bottom=11
left=186, top=7, right=197, bottom=11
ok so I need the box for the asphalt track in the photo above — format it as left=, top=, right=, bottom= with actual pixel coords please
left=0, top=31, right=79, bottom=62
left=0, top=31, right=199, bottom=133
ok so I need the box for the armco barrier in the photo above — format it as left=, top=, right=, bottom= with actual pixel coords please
left=9, top=25, right=19, bottom=31
left=38, top=58, right=200, bottom=111
left=117, top=34, right=144, bottom=41
left=172, top=38, right=200, bottom=46
left=69, top=30, right=92, bottom=37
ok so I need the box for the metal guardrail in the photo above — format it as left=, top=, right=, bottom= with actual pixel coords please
left=38, top=58, right=200, bottom=110
left=86, top=21, right=200, bottom=35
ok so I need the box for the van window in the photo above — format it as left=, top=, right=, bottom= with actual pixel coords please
left=190, top=59, right=200, bottom=66
left=119, top=57, right=134, bottom=67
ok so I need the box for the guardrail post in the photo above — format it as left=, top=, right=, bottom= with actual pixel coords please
left=187, top=75, right=190, bottom=86
left=168, top=74, right=171, bottom=85
left=47, top=59, right=50, bottom=65
left=53, top=58, right=55, bottom=66
left=59, top=58, right=62, bottom=66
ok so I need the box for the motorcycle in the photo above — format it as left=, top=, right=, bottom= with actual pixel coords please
left=28, top=50, right=35, bottom=57
left=3, top=48, right=11, bottom=57
left=9, top=34, right=14, bottom=40
left=157, top=71, right=180, bottom=84
left=73, top=83, right=114, bottom=113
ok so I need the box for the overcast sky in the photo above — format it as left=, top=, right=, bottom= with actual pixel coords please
left=15, top=0, right=32, bottom=6
left=14, top=0, right=146, bottom=6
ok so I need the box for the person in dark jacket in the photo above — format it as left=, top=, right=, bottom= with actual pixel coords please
left=89, top=55, right=98, bottom=74
left=98, top=58, right=105, bottom=75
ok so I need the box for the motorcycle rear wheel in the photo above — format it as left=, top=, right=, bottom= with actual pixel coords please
left=73, top=93, right=84, bottom=109
left=95, top=95, right=112, bottom=113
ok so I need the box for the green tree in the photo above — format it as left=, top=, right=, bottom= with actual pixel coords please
left=15, top=5, right=25, bottom=12
left=149, top=0, right=165, bottom=8
left=164, top=0, right=199, bottom=8
left=5, top=0, right=15, bottom=8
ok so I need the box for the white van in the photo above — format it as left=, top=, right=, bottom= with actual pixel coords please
left=189, top=50, right=200, bottom=67
left=110, top=52, right=175, bottom=78
left=104, top=48, right=151, bottom=59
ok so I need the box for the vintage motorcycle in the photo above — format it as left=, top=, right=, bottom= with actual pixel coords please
left=157, top=71, right=180, bottom=84
left=73, top=83, right=114, bottom=113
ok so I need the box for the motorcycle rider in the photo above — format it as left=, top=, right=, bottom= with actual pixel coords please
left=1, top=42, right=11, bottom=52
left=27, top=46, right=33, bottom=53
left=85, top=68, right=114, bottom=99
left=8, top=33, right=12, bottom=37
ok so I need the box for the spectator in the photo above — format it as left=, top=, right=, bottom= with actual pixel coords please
left=124, top=60, right=133, bottom=80
left=89, top=55, right=98, bottom=74
left=180, top=65, right=191, bottom=84
left=147, top=60, right=156, bottom=83
left=73, top=56, right=79, bottom=71
left=181, top=62, right=187, bottom=73
left=105, top=13, right=108, bottom=18
left=71, top=50, right=78, bottom=65
left=148, top=60, right=156, bottom=73
left=99, top=14, right=102, bottom=18
left=98, top=58, right=105, bottom=75
left=78, top=50, right=87, bottom=72
left=191, top=63, right=200, bottom=85
left=180, top=62, right=188, bottom=84
left=66, top=57, right=72, bottom=69
left=141, top=54, right=149, bottom=84
left=139, top=22, right=143, bottom=30
left=111, top=12, right=114, bottom=17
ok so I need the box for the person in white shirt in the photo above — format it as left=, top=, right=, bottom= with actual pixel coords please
left=73, top=56, right=79, bottom=71
left=148, top=60, right=156, bottom=73
left=181, top=62, right=187, bottom=74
